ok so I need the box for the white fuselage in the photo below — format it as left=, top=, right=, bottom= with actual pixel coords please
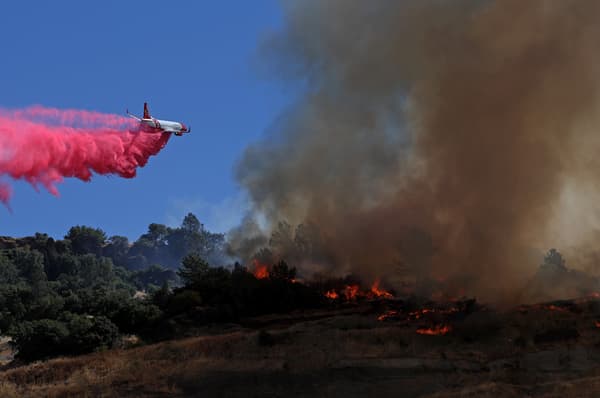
left=140, top=118, right=188, bottom=136
left=127, top=103, right=190, bottom=136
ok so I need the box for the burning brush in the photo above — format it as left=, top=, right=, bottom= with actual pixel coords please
left=376, top=298, right=479, bottom=336
left=322, top=279, right=395, bottom=302
left=416, top=324, right=452, bottom=336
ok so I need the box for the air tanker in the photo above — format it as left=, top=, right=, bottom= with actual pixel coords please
left=127, top=102, right=190, bottom=136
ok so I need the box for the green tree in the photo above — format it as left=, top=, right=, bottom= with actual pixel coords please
left=78, top=255, right=115, bottom=288
left=131, top=265, right=177, bottom=290
left=65, top=313, right=119, bottom=354
left=0, top=252, right=19, bottom=284
left=152, top=281, right=171, bottom=308
left=141, top=224, right=171, bottom=247
left=128, top=224, right=174, bottom=268
left=181, top=213, right=202, bottom=233
left=111, top=300, right=162, bottom=334
left=45, top=252, right=79, bottom=281
left=11, top=248, right=47, bottom=286
left=11, top=314, right=120, bottom=361
left=11, top=319, right=70, bottom=361
left=167, top=289, right=203, bottom=314
left=0, top=285, right=29, bottom=332
left=166, top=213, right=225, bottom=267
left=177, top=254, right=209, bottom=287
left=65, top=226, right=107, bottom=256
left=103, top=235, right=130, bottom=267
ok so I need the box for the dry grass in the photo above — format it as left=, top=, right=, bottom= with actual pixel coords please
left=3, top=308, right=600, bottom=397
left=0, top=320, right=423, bottom=397
left=0, top=336, right=220, bottom=397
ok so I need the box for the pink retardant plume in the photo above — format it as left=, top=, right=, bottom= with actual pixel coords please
left=0, top=106, right=171, bottom=206
left=0, top=183, right=12, bottom=209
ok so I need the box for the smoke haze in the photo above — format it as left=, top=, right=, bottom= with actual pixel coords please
left=0, top=106, right=170, bottom=205
left=232, top=0, right=600, bottom=301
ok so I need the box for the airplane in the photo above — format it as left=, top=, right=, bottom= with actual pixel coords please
left=126, top=102, right=190, bottom=136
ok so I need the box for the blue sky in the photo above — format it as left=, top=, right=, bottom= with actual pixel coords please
left=0, top=1, right=289, bottom=240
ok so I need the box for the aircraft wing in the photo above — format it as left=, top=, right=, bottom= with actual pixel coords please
left=126, top=109, right=141, bottom=121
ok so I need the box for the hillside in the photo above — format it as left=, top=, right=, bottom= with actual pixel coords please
left=3, top=297, right=600, bottom=397
left=2, top=221, right=600, bottom=397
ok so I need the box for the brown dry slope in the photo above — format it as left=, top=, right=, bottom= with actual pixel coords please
left=4, top=298, right=600, bottom=397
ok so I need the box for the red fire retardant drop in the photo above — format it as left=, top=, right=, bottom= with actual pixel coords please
left=0, top=106, right=171, bottom=206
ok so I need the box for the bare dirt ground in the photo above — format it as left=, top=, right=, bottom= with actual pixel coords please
left=3, top=298, right=600, bottom=397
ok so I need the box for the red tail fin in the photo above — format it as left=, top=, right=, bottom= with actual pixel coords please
left=143, top=102, right=151, bottom=119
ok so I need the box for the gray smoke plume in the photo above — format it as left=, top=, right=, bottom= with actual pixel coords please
left=230, top=0, right=600, bottom=301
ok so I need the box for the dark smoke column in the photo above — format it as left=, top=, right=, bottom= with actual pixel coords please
left=233, top=0, right=600, bottom=301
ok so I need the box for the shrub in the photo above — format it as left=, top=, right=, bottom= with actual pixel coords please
left=11, top=319, right=69, bottom=361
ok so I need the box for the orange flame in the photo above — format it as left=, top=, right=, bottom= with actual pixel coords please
left=370, top=279, right=393, bottom=299
left=344, top=285, right=360, bottom=300
left=252, top=259, right=269, bottom=279
left=408, top=308, right=435, bottom=320
left=377, top=310, right=398, bottom=321
left=416, top=324, right=452, bottom=335
left=595, top=320, right=600, bottom=328
left=322, top=280, right=394, bottom=301
left=543, top=304, right=569, bottom=313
